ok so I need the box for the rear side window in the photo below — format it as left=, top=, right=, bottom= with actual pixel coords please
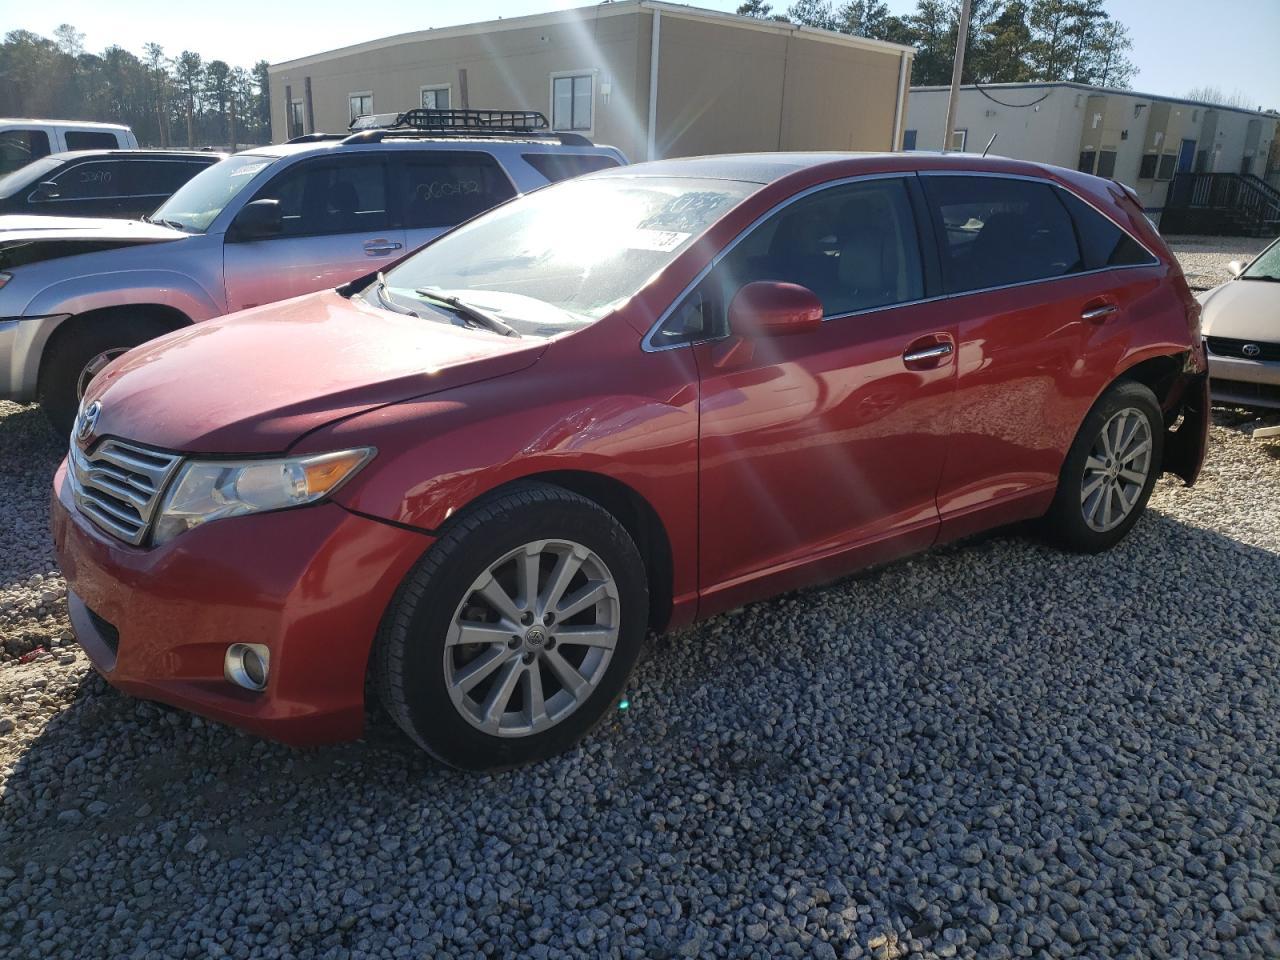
left=393, top=152, right=516, bottom=229
left=923, top=175, right=1083, bottom=294
left=124, top=160, right=212, bottom=197
left=254, top=157, right=389, bottom=237
left=1056, top=189, right=1155, bottom=269
left=0, top=129, right=51, bottom=176
left=64, top=131, right=122, bottom=150
left=522, top=153, right=619, bottom=184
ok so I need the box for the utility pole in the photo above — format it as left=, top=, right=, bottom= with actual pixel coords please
left=942, top=0, right=973, bottom=152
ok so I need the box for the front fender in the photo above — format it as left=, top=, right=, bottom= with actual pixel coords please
left=24, top=269, right=224, bottom=322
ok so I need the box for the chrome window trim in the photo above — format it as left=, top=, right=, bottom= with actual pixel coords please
left=641, top=168, right=1162, bottom=352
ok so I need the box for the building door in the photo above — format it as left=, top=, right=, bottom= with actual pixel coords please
left=1177, top=138, right=1197, bottom=173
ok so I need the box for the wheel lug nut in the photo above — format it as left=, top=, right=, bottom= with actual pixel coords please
left=522, top=651, right=535, bottom=664
left=543, top=613, right=555, bottom=625
left=508, top=636, right=521, bottom=649
left=520, top=611, right=534, bottom=625
left=545, top=637, right=557, bottom=651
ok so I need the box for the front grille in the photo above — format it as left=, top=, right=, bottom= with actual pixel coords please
left=1206, top=336, right=1280, bottom=361
left=1211, top=378, right=1280, bottom=406
left=68, top=439, right=182, bottom=545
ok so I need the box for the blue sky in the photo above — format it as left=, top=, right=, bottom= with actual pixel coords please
left=14, top=0, right=1280, bottom=107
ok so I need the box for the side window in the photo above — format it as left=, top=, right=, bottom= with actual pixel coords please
left=125, top=160, right=211, bottom=197
left=252, top=157, right=389, bottom=237
left=64, top=131, right=121, bottom=150
left=393, top=152, right=516, bottom=229
left=0, top=129, right=51, bottom=176
left=1056, top=189, right=1155, bottom=269
left=49, top=160, right=125, bottom=199
left=522, top=153, right=619, bottom=184
left=923, top=175, right=1083, bottom=294
left=652, top=178, right=925, bottom=346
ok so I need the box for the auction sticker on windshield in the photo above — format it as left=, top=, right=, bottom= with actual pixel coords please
left=628, top=229, right=690, bottom=252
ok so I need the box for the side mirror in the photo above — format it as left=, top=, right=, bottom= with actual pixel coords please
left=231, top=198, right=283, bottom=240
left=1227, top=260, right=1246, bottom=278
left=727, top=281, right=824, bottom=338
left=31, top=181, right=60, bottom=200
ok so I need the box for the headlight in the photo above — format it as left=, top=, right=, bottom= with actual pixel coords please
left=152, top=448, right=374, bottom=545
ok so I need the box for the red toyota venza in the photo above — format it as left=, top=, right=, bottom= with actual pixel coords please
left=52, top=153, right=1209, bottom=769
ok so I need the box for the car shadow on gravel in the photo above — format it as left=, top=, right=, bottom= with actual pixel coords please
left=2, top=505, right=1277, bottom=957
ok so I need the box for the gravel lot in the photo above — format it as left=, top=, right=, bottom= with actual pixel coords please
left=1, top=243, right=1278, bottom=958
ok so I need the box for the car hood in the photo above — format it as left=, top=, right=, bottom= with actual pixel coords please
left=83, top=290, right=548, bottom=454
left=1198, top=279, right=1280, bottom=340
left=0, top=215, right=186, bottom=242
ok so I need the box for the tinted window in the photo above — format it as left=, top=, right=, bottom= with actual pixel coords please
left=1078, top=151, right=1096, bottom=174
left=64, top=131, right=121, bottom=150
left=254, top=157, right=389, bottom=237
left=125, top=160, right=212, bottom=196
left=394, top=152, right=516, bottom=228
left=923, top=175, right=1083, bottom=294
left=49, top=160, right=126, bottom=199
left=0, top=129, right=51, bottom=176
left=1138, top=154, right=1157, bottom=179
left=1057, top=190, right=1155, bottom=269
left=654, top=178, right=924, bottom=346
left=1096, top=151, right=1117, bottom=178
left=522, top=153, right=619, bottom=184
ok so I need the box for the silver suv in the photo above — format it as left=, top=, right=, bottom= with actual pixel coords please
left=0, top=109, right=625, bottom=432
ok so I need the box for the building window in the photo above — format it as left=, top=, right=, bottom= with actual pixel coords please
left=421, top=85, right=451, bottom=110
left=1078, top=150, right=1096, bottom=174
left=902, top=129, right=917, bottom=150
left=949, top=129, right=967, bottom=151
left=349, top=92, right=373, bottom=124
left=289, top=99, right=305, bottom=138
left=1096, top=151, right=1117, bottom=178
left=1156, top=153, right=1177, bottom=181
left=1138, top=153, right=1158, bottom=179
left=551, top=73, right=593, bottom=133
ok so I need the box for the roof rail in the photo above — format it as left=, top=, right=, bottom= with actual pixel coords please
left=285, top=132, right=346, bottom=144
left=341, top=108, right=595, bottom=146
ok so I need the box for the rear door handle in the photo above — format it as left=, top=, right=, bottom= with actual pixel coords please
left=903, top=342, right=954, bottom=365
left=1082, top=303, right=1118, bottom=322
left=364, top=239, right=403, bottom=256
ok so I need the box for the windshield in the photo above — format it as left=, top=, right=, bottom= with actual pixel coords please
left=0, top=155, right=64, bottom=198
left=377, top=175, right=758, bottom=337
left=150, top=153, right=278, bottom=232
left=1241, top=238, right=1280, bottom=281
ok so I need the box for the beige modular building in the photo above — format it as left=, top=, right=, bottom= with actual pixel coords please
left=268, top=1, right=914, bottom=161
left=906, top=82, right=1280, bottom=216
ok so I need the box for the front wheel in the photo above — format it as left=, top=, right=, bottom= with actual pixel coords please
left=372, top=483, right=649, bottom=770
left=1043, top=380, right=1164, bottom=553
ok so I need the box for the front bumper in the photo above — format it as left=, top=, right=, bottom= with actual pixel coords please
left=51, top=460, right=430, bottom=745
left=1208, top=354, right=1280, bottom=409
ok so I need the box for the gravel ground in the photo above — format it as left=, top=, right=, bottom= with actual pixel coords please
left=1, top=241, right=1279, bottom=958
left=1164, top=234, right=1272, bottom=292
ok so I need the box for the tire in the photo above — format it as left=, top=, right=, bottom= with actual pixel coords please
left=1043, top=380, right=1164, bottom=553
left=372, top=482, right=649, bottom=770
left=38, top=312, right=174, bottom=437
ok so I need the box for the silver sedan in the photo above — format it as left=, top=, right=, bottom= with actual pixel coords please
left=1199, top=236, right=1280, bottom=409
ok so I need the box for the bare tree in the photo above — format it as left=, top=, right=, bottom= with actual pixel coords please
left=1185, top=86, right=1255, bottom=109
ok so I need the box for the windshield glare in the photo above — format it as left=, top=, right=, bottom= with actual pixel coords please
left=0, top=155, right=64, bottom=198
left=379, top=176, right=757, bottom=337
left=151, top=153, right=278, bottom=232
left=1242, top=239, right=1280, bottom=281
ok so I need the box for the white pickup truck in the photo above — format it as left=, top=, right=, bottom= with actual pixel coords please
left=0, top=120, right=137, bottom=176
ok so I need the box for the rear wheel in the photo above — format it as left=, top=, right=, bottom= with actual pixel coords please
left=1043, top=380, right=1164, bottom=553
left=373, top=483, right=648, bottom=770
left=38, top=311, right=175, bottom=436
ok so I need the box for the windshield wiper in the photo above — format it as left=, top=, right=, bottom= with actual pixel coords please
left=373, top=275, right=420, bottom=317
left=142, top=214, right=187, bottom=231
left=414, top=287, right=521, bottom=338
left=1240, top=274, right=1280, bottom=282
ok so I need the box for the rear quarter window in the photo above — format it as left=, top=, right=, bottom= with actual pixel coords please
left=64, top=131, right=123, bottom=150
left=923, top=175, right=1084, bottom=294
left=522, top=153, right=620, bottom=184
left=393, top=151, right=516, bottom=228
left=1055, top=189, right=1156, bottom=269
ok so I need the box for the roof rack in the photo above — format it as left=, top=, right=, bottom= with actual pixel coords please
left=342, top=108, right=593, bottom=147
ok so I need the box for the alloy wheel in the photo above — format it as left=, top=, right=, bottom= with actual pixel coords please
left=444, top=538, right=620, bottom=737
left=1080, top=406, right=1153, bottom=533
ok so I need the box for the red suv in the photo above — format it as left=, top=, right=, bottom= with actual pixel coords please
left=51, top=153, right=1208, bottom=769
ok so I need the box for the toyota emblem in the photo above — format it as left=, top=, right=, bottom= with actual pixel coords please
left=1242, top=343, right=1262, bottom=358
left=75, top=400, right=102, bottom=445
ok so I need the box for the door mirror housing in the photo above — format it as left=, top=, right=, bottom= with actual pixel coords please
left=1227, top=260, right=1246, bottom=278
left=727, top=281, right=824, bottom=338
left=31, top=181, right=60, bottom=201
left=231, top=199, right=283, bottom=240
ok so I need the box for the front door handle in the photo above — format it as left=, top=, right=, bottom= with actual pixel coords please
left=1082, top=303, right=1118, bottom=323
left=903, top=342, right=954, bottom=366
left=364, top=239, right=403, bottom=256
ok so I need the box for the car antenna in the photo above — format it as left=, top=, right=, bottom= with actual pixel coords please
left=982, top=133, right=998, bottom=157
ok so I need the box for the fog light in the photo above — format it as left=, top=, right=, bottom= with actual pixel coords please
left=224, top=643, right=270, bottom=691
